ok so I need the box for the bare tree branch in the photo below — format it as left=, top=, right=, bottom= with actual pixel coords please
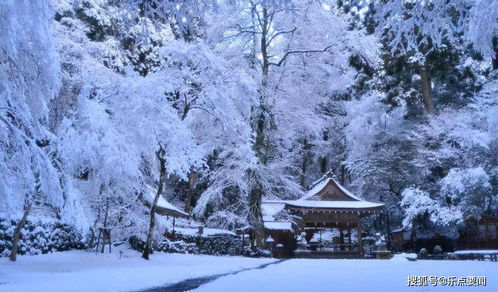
left=266, top=27, right=297, bottom=47
left=269, top=44, right=334, bottom=67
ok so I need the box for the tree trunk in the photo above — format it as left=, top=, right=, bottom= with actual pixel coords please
left=320, top=157, right=328, bottom=174
left=9, top=203, right=32, bottom=261
left=248, top=113, right=267, bottom=249
left=385, top=209, right=392, bottom=250
left=184, top=170, right=196, bottom=213
left=260, top=6, right=269, bottom=82
left=300, top=159, right=307, bottom=188
left=248, top=174, right=265, bottom=247
left=142, top=147, right=167, bottom=260
left=340, top=165, right=346, bottom=185
left=419, top=66, right=434, bottom=114
left=492, top=37, right=498, bottom=70
left=100, top=199, right=110, bottom=253
left=247, top=5, right=270, bottom=248
left=300, top=138, right=311, bottom=188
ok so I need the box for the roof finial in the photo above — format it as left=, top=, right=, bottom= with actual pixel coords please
left=325, top=169, right=335, bottom=179
left=307, top=169, right=337, bottom=191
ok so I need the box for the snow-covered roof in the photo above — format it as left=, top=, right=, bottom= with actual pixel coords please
left=261, top=202, right=293, bottom=231
left=391, top=227, right=408, bottom=233
left=145, top=185, right=189, bottom=217
left=264, top=221, right=293, bottom=231
left=301, top=176, right=362, bottom=201
left=175, top=227, right=236, bottom=237
left=262, top=172, right=384, bottom=212
left=262, top=201, right=286, bottom=221
left=284, top=200, right=384, bottom=209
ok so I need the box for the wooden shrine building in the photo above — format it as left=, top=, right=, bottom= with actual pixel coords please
left=262, top=172, right=384, bottom=258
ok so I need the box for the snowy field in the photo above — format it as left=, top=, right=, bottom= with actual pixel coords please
left=1, top=251, right=497, bottom=292
left=193, top=255, right=498, bottom=292
left=0, top=248, right=274, bottom=292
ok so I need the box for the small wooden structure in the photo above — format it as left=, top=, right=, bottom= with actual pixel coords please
left=141, top=185, right=190, bottom=219
left=94, top=199, right=112, bottom=254
left=264, top=221, right=296, bottom=258
left=141, top=185, right=189, bottom=241
left=391, top=227, right=410, bottom=252
left=461, top=216, right=498, bottom=249
left=262, top=172, right=384, bottom=258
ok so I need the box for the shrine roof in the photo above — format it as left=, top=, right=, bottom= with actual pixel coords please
left=262, top=171, right=384, bottom=212
left=145, top=185, right=189, bottom=217
left=264, top=221, right=293, bottom=231
left=284, top=200, right=384, bottom=210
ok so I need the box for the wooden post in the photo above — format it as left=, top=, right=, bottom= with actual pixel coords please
left=348, top=228, right=352, bottom=251
left=357, top=216, right=363, bottom=258
left=485, top=219, right=489, bottom=249
left=172, top=217, right=176, bottom=240
left=339, top=225, right=344, bottom=251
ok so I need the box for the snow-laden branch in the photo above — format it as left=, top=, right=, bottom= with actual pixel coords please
left=269, top=44, right=334, bottom=67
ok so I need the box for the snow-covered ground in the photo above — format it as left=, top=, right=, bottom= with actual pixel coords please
left=1, top=251, right=497, bottom=292
left=454, top=250, right=498, bottom=254
left=0, top=248, right=274, bottom=292
left=193, top=255, right=498, bottom=292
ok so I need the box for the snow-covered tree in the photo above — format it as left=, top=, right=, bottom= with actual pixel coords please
left=374, top=0, right=470, bottom=113
left=401, top=167, right=493, bottom=239
left=467, top=0, right=498, bottom=63
left=0, top=0, right=92, bottom=261
left=401, top=187, right=462, bottom=239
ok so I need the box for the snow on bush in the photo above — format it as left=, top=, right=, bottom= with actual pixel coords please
left=440, top=167, right=492, bottom=218
left=401, top=167, right=494, bottom=238
left=0, top=216, right=85, bottom=257
left=433, top=245, right=443, bottom=254
left=418, top=248, right=429, bottom=259
left=401, top=187, right=463, bottom=228
left=129, top=233, right=243, bottom=256
left=157, top=239, right=198, bottom=254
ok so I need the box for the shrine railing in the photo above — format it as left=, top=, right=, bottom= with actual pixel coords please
left=307, top=242, right=359, bottom=252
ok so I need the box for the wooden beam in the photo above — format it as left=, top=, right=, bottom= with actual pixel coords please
left=357, top=218, right=363, bottom=258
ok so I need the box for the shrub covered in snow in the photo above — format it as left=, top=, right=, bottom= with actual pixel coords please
left=433, top=245, right=443, bottom=254
left=418, top=248, right=429, bottom=259
left=128, top=235, right=145, bottom=252
left=195, top=235, right=242, bottom=256
left=128, top=233, right=243, bottom=256
left=157, top=239, right=198, bottom=254
left=0, top=217, right=86, bottom=257
left=243, top=246, right=272, bottom=258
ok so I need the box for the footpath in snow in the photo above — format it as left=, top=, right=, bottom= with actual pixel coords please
left=193, top=255, right=498, bottom=292
left=0, top=247, right=274, bottom=292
